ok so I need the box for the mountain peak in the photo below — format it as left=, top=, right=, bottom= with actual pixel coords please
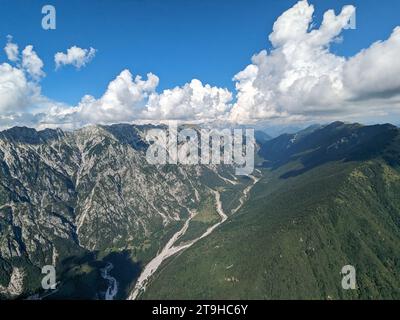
left=0, top=126, right=64, bottom=144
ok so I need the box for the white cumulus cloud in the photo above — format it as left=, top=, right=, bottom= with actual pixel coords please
left=230, top=0, right=356, bottom=123
left=76, top=69, right=159, bottom=123
left=55, top=46, right=96, bottom=70
left=4, top=35, right=19, bottom=62
left=0, top=63, right=41, bottom=113
left=144, top=79, right=232, bottom=121
left=21, top=45, right=45, bottom=80
left=344, top=26, right=400, bottom=100
left=229, top=0, right=400, bottom=124
left=68, top=71, right=232, bottom=126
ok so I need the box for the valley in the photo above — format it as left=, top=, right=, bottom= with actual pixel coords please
left=141, top=122, right=400, bottom=299
left=0, top=123, right=253, bottom=299
left=129, top=172, right=260, bottom=300
left=1, top=121, right=399, bottom=300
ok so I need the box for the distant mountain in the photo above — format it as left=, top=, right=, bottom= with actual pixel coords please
left=143, top=122, right=400, bottom=299
left=257, top=123, right=316, bottom=138
left=254, top=130, right=272, bottom=144
left=259, top=121, right=400, bottom=174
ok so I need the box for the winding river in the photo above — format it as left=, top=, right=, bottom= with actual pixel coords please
left=101, top=262, right=118, bottom=300
left=127, top=174, right=259, bottom=300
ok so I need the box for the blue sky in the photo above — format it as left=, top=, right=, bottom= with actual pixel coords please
left=0, top=0, right=399, bottom=105
left=1, top=0, right=400, bottom=128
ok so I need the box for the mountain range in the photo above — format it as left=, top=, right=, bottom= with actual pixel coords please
left=0, top=121, right=399, bottom=299
left=142, top=121, right=400, bottom=299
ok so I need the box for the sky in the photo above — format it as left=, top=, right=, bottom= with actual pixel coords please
left=0, top=0, right=400, bottom=129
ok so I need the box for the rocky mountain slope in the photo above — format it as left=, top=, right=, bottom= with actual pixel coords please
left=2, top=121, right=399, bottom=300
left=0, top=124, right=244, bottom=299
